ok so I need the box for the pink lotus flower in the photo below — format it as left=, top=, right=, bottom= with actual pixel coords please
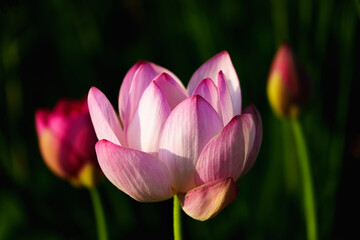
left=35, top=98, right=101, bottom=188
left=89, top=52, right=262, bottom=220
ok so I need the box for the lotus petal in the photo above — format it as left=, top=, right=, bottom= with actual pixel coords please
left=195, top=114, right=255, bottom=185
left=153, top=73, right=188, bottom=110
left=187, top=51, right=241, bottom=115
left=88, top=87, right=124, bottom=145
left=193, top=78, right=221, bottom=115
left=178, top=177, right=239, bottom=221
left=217, top=71, right=234, bottom=125
left=119, top=61, right=182, bottom=128
left=126, top=81, right=171, bottom=153
left=159, top=95, right=223, bottom=193
left=95, top=140, right=174, bottom=202
left=241, top=103, right=262, bottom=176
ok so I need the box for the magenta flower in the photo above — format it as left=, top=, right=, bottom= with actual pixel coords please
left=89, top=52, right=262, bottom=220
left=35, top=98, right=101, bottom=188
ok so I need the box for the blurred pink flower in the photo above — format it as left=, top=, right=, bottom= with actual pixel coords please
left=89, top=52, right=262, bottom=220
left=267, top=43, right=311, bottom=119
left=35, top=98, right=101, bottom=188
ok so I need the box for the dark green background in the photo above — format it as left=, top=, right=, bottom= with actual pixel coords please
left=1, top=0, right=359, bottom=239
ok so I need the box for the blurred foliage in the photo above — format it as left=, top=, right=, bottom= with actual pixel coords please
left=0, top=0, right=359, bottom=239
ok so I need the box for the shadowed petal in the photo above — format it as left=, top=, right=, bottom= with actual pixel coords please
left=159, top=95, right=223, bottom=193
left=178, top=177, right=239, bottom=221
left=119, top=61, right=181, bottom=128
left=95, top=140, right=174, bottom=202
left=241, top=103, right=262, bottom=176
left=126, top=81, right=171, bottom=153
left=218, top=71, right=234, bottom=125
left=195, top=114, right=256, bottom=185
left=88, top=87, right=124, bottom=145
left=187, top=51, right=241, bottom=115
left=153, top=73, right=188, bottom=110
left=193, top=78, right=221, bottom=115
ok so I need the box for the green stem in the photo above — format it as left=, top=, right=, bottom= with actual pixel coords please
left=290, top=120, right=317, bottom=240
left=89, top=187, right=108, bottom=240
left=173, top=195, right=182, bottom=240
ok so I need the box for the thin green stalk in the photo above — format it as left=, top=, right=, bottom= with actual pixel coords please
left=291, top=120, right=317, bottom=240
left=173, top=195, right=182, bottom=240
left=89, top=187, right=108, bottom=240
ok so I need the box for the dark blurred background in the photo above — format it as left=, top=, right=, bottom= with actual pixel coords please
left=0, top=0, right=359, bottom=239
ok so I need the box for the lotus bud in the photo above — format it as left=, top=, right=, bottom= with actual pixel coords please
left=35, top=98, right=102, bottom=188
left=267, top=43, right=311, bottom=119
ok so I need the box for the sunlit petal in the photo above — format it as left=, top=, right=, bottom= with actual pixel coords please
left=88, top=87, right=124, bottom=145
left=217, top=71, right=234, bottom=125
left=119, top=61, right=181, bottom=128
left=96, top=140, right=174, bottom=202
left=127, top=81, right=171, bottom=153
left=159, top=95, right=223, bottom=193
left=187, top=51, right=241, bottom=115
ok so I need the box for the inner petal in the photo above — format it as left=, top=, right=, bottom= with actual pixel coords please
left=158, top=95, right=223, bottom=193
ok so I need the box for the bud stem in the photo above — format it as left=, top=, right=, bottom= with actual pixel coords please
left=291, top=120, right=317, bottom=240
left=89, top=187, right=108, bottom=240
left=173, top=195, right=183, bottom=240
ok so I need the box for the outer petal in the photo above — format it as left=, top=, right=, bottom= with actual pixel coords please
left=178, top=177, right=239, bottom=221
left=187, top=51, right=241, bottom=115
left=195, top=114, right=255, bottom=185
left=241, top=103, right=262, bottom=176
left=119, top=61, right=182, bottom=128
left=88, top=87, right=124, bottom=146
left=153, top=73, right=188, bottom=110
left=126, top=81, right=171, bottom=153
left=35, top=125, right=66, bottom=178
left=193, top=78, right=221, bottom=115
left=218, top=71, right=234, bottom=125
left=158, top=95, right=223, bottom=193
left=95, top=140, right=174, bottom=202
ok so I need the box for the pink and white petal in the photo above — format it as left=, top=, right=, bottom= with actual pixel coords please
left=88, top=87, right=124, bottom=145
left=153, top=73, right=188, bottom=110
left=158, top=95, right=223, bottom=193
left=178, top=177, right=239, bottom=221
left=218, top=71, right=234, bottom=125
left=187, top=51, right=242, bottom=115
left=126, top=81, right=171, bottom=153
left=118, top=61, right=142, bottom=116
left=195, top=114, right=256, bottom=185
left=241, top=103, right=262, bottom=176
left=193, top=78, right=221, bottom=115
left=119, top=61, right=182, bottom=128
left=95, top=140, right=174, bottom=202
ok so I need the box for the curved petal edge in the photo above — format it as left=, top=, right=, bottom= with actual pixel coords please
left=241, top=103, right=262, bottom=176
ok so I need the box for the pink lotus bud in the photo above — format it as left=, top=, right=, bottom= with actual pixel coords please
left=267, top=43, right=311, bottom=119
left=35, top=98, right=101, bottom=188
left=89, top=51, right=262, bottom=220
